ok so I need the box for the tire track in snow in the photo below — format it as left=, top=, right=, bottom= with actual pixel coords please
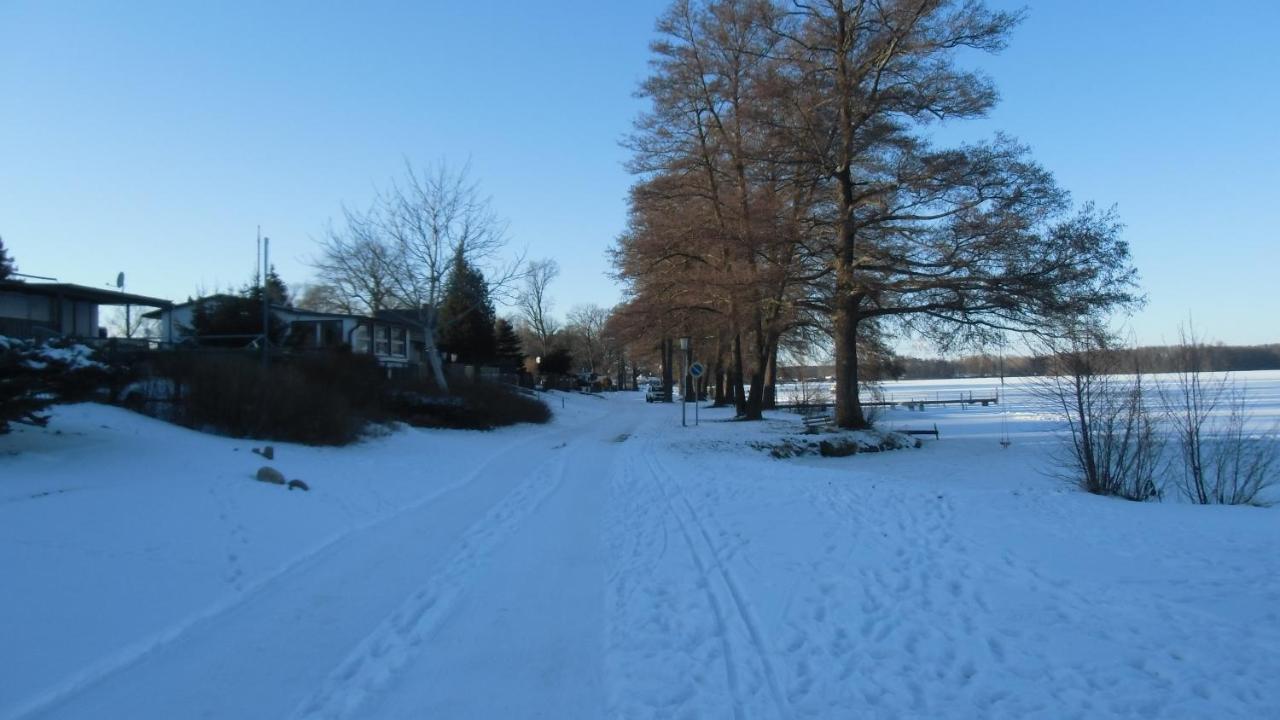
left=641, top=442, right=792, bottom=720
left=5, top=419, right=582, bottom=720
left=288, top=442, right=576, bottom=720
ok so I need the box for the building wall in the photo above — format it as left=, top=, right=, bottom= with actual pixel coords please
left=59, top=299, right=98, bottom=337
left=0, top=291, right=54, bottom=322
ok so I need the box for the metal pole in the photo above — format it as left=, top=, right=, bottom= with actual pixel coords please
left=681, top=349, right=687, bottom=427
left=261, top=236, right=270, bottom=368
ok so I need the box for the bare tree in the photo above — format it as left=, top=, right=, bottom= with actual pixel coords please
left=313, top=161, right=522, bottom=391
left=564, top=304, right=611, bottom=373
left=380, top=160, right=523, bottom=389
left=1163, top=323, right=1277, bottom=505
left=107, top=306, right=152, bottom=339
left=617, top=0, right=1137, bottom=427
left=517, top=258, right=560, bottom=357
left=312, top=206, right=397, bottom=315
left=382, top=159, right=518, bottom=308
left=1032, top=326, right=1163, bottom=501
left=293, top=283, right=353, bottom=315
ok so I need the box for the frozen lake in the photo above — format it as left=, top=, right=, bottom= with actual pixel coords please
left=776, top=369, right=1280, bottom=435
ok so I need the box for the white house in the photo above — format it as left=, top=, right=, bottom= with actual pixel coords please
left=144, top=298, right=425, bottom=370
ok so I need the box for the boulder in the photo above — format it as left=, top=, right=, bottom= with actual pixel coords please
left=255, top=466, right=286, bottom=485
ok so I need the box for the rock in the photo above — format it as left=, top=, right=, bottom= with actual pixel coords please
left=287, top=479, right=310, bottom=492
left=818, top=439, right=860, bottom=457
left=255, top=466, right=286, bottom=485
left=252, top=446, right=275, bottom=460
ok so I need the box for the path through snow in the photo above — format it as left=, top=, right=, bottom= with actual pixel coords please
left=4, top=382, right=1280, bottom=719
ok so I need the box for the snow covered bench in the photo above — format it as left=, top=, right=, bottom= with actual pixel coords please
left=802, top=413, right=832, bottom=433
left=900, top=423, right=940, bottom=439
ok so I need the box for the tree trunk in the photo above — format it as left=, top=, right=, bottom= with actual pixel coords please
left=732, top=332, right=747, bottom=417
left=742, top=330, right=780, bottom=421
left=662, top=338, right=675, bottom=402
left=744, top=367, right=765, bottom=420
left=712, top=333, right=729, bottom=406
left=420, top=308, right=449, bottom=392
left=764, top=344, right=778, bottom=410
left=834, top=300, right=868, bottom=428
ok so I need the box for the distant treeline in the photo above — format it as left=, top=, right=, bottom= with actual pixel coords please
left=782, top=344, right=1280, bottom=382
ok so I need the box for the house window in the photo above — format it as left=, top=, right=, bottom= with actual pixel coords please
left=352, top=325, right=370, bottom=354
left=374, top=325, right=390, bottom=355
left=391, top=327, right=407, bottom=357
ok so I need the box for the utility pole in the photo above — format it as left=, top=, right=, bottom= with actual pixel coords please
left=678, top=336, right=691, bottom=427
left=261, top=235, right=270, bottom=368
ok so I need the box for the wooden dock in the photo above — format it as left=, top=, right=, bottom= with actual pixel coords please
left=779, top=391, right=999, bottom=412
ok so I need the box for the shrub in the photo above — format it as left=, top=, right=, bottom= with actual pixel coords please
left=1162, top=325, right=1278, bottom=505
left=1032, top=328, right=1163, bottom=501
left=138, top=351, right=385, bottom=445
left=125, top=350, right=550, bottom=443
left=389, top=377, right=551, bottom=430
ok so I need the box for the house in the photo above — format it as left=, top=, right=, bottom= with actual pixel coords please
left=144, top=298, right=428, bottom=370
left=0, top=279, right=173, bottom=341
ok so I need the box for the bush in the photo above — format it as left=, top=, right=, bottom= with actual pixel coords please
left=1032, top=328, right=1163, bottom=501
left=137, top=351, right=386, bottom=445
left=389, top=377, right=551, bottom=430
left=1162, top=325, right=1278, bottom=505
left=124, top=350, right=551, bottom=443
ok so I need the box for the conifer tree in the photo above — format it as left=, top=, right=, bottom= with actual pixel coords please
left=187, top=269, right=290, bottom=347
left=0, top=235, right=16, bottom=280
left=1, top=338, right=107, bottom=433
left=494, top=318, right=524, bottom=368
left=437, top=249, right=496, bottom=363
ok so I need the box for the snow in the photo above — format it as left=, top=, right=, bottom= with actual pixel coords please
left=2, top=375, right=1279, bottom=719
left=1, top=337, right=106, bottom=371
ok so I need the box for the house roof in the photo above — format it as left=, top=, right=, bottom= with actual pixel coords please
left=141, top=297, right=417, bottom=328
left=373, top=308, right=431, bottom=327
left=0, top=280, right=173, bottom=308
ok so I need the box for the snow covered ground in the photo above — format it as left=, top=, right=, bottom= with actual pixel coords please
left=2, top=374, right=1279, bottom=719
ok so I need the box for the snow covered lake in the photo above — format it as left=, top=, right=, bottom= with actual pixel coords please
left=2, top=372, right=1279, bottom=719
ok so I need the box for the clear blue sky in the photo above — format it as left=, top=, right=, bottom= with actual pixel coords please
left=2, top=1, right=1276, bottom=350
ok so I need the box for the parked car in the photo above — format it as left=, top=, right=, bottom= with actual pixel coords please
left=645, top=383, right=666, bottom=403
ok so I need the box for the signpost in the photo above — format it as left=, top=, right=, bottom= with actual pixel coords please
left=689, top=361, right=704, bottom=426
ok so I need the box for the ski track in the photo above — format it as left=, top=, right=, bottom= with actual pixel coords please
left=606, top=432, right=792, bottom=720
left=609, top=424, right=1280, bottom=719
left=290, top=444, right=574, bottom=720
left=7, top=417, right=577, bottom=720
left=9, top=389, right=1280, bottom=720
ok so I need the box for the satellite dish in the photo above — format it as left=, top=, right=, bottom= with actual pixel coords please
left=116, top=272, right=125, bottom=290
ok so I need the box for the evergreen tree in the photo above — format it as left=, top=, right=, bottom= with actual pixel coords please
left=494, top=318, right=524, bottom=368
left=187, top=269, right=290, bottom=347
left=539, top=346, right=574, bottom=377
left=1, top=338, right=108, bottom=433
left=437, top=249, right=496, bottom=363
left=249, top=267, right=290, bottom=307
left=0, top=235, right=15, bottom=280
